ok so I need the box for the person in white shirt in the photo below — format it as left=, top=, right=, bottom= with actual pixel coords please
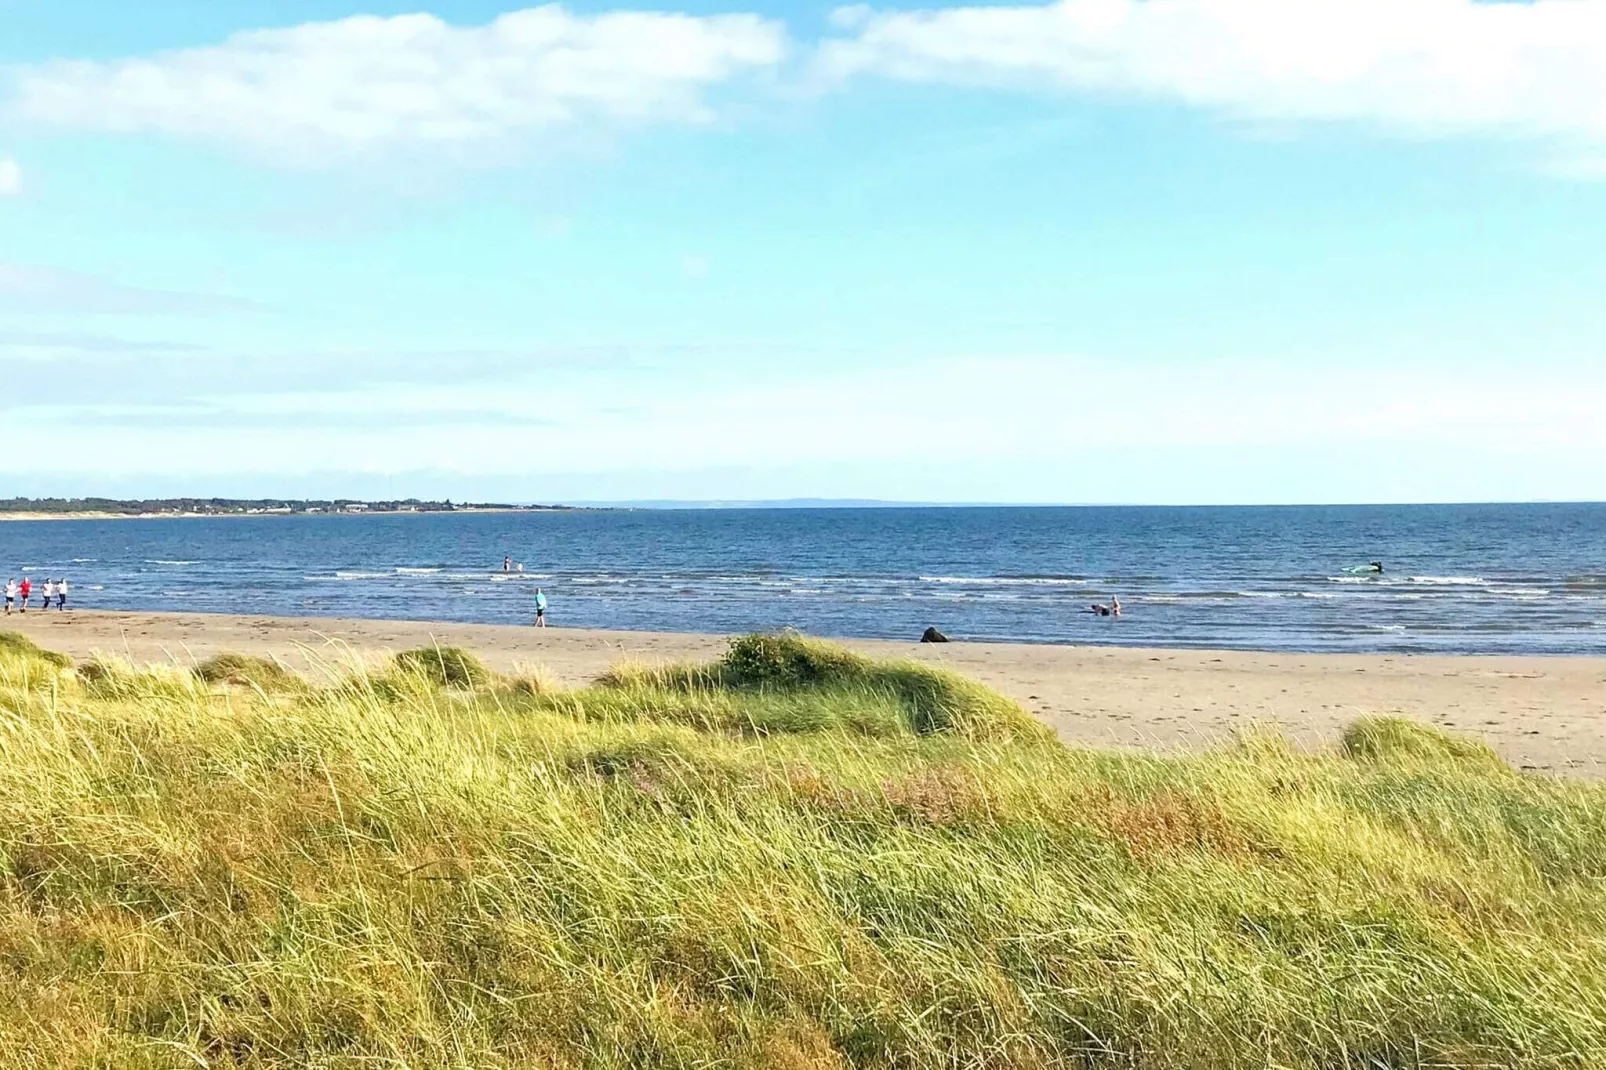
left=3, top=578, right=15, bottom=615
left=56, top=577, right=68, bottom=610
left=41, top=579, right=56, bottom=610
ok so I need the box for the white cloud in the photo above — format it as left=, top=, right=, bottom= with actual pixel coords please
left=818, top=0, right=1606, bottom=156
left=0, top=158, right=19, bottom=195
left=5, top=5, right=786, bottom=160
left=9, top=2, right=1606, bottom=168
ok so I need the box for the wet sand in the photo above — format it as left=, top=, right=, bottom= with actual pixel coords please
left=7, top=609, right=1604, bottom=776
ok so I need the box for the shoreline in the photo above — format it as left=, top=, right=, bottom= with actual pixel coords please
left=6, top=608, right=1603, bottom=776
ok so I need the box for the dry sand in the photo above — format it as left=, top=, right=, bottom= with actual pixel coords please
left=7, top=609, right=1604, bottom=776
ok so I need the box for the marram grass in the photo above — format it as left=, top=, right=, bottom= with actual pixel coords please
left=0, top=632, right=1603, bottom=1068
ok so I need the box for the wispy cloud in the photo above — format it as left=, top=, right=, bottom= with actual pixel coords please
left=0, top=329, right=208, bottom=359
left=4, top=6, right=786, bottom=162
left=0, top=263, right=262, bottom=315
left=0, top=157, right=19, bottom=195
left=819, top=0, right=1606, bottom=159
left=5, top=354, right=1603, bottom=494
left=26, top=404, right=557, bottom=432
left=0, top=338, right=763, bottom=407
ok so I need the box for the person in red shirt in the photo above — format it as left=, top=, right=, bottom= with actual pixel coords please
left=18, top=576, right=31, bottom=612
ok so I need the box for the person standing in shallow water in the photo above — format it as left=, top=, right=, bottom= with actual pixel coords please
left=534, top=587, right=548, bottom=627
left=1088, top=596, right=1122, bottom=617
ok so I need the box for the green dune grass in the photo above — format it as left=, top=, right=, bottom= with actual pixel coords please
left=0, top=633, right=1603, bottom=1067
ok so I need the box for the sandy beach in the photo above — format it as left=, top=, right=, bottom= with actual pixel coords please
left=6, top=608, right=1603, bottom=776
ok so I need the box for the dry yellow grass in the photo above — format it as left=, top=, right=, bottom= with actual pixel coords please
left=0, top=631, right=1603, bottom=1068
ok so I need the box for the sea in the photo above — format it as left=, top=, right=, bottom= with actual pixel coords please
left=3, top=503, right=1604, bottom=655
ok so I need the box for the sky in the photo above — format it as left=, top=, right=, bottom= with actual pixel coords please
left=1, top=0, right=1605, bottom=505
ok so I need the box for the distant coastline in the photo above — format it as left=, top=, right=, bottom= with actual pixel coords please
left=0, top=497, right=588, bottom=522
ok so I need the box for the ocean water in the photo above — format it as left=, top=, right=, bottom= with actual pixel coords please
left=2, top=504, right=1604, bottom=654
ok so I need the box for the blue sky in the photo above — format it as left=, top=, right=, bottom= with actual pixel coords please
left=2, top=0, right=1604, bottom=504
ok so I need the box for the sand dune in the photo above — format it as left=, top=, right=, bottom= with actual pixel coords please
left=7, top=608, right=1603, bottom=776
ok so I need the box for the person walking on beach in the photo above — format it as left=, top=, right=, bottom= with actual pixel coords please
left=18, top=576, right=30, bottom=613
left=3, top=579, right=15, bottom=615
left=40, top=579, right=55, bottom=610
left=56, top=577, right=68, bottom=611
left=534, top=587, right=548, bottom=627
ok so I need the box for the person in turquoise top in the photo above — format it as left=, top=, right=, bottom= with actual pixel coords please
left=534, top=588, right=548, bottom=628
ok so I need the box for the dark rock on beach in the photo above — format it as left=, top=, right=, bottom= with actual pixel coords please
left=921, top=627, right=950, bottom=644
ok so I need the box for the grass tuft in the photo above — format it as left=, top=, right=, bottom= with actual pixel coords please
left=596, top=633, right=1049, bottom=744
left=392, top=644, right=496, bottom=689
left=194, top=651, right=304, bottom=693
left=720, top=631, right=872, bottom=689
left=76, top=655, right=202, bottom=701
left=500, top=659, right=560, bottom=697
left=1343, top=715, right=1509, bottom=769
left=0, top=629, right=72, bottom=669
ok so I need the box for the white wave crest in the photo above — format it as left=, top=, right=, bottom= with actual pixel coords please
left=920, top=575, right=1087, bottom=587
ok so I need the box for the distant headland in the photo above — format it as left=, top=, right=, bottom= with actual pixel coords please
left=0, top=497, right=585, bottom=521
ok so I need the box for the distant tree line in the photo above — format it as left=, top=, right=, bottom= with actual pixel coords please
left=0, top=497, right=575, bottom=515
